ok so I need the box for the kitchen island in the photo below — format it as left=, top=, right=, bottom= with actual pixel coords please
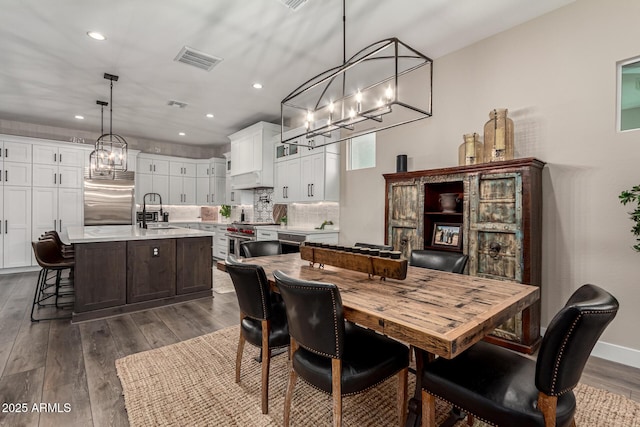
left=67, top=225, right=214, bottom=322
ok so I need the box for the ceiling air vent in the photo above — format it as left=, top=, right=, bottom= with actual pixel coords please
left=174, top=46, right=223, bottom=72
left=278, top=0, right=309, bottom=11
left=167, top=100, right=188, bottom=109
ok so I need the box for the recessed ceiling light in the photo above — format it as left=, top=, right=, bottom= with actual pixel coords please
left=75, top=115, right=84, bottom=120
left=87, top=31, right=106, bottom=41
left=206, top=113, right=214, bottom=118
left=178, top=132, right=186, bottom=136
left=252, top=83, right=263, bottom=89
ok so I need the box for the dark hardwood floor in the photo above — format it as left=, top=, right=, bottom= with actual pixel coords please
left=0, top=270, right=638, bottom=426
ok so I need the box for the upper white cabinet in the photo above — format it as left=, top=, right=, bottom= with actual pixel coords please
left=273, top=138, right=340, bottom=203
left=32, top=143, right=86, bottom=189
left=1, top=141, right=32, bottom=187
left=196, top=158, right=226, bottom=205
left=32, top=144, right=85, bottom=166
left=169, top=160, right=196, bottom=177
left=1, top=141, right=32, bottom=164
left=229, top=121, right=280, bottom=188
left=137, top=154, right=171, bottom=204
left=137, top=155, right=169, bottom=175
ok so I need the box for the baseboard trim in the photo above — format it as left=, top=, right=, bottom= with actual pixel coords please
left=541, top=327, right=640, bottom=369
left=0, top=266, right=39, bottom=275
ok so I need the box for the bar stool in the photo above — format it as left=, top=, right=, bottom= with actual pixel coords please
left=31, top=239, right=75, bottom=322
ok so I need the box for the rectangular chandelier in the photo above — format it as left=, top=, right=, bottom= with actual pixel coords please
left=281, top=38, right=432, bottom=148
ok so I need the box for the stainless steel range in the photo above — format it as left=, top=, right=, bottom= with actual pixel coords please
left=225, top=222, right=277, bottom=257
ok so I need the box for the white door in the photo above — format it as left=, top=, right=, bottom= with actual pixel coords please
left=3, top=141, right=32, bottom=163
left=59, top=188, right=84, bottom=233
left=3, top=161, right=32, bottom=186
left=3, top=186, right=32, bottom=268
left=136, top=173, right=154, bottom=204
left=32, top=144, right=58, bottom=165
left=58, top=147, right=86, bottom=167
left=301, top=155, right=314, bottom=201
left=153, top=174, right=170, bottom=205
left=196, top=163, right=210, bottom=178
left=32, top=187, right=58, bottom=239
left=58, top=166, right=83, bottom=189
left=153, top=159, right=170, bottom=175
left=212, top=177, right=226, bottom=204
left=196, top=177, right=210, bottom=205
left=183, top=176, right=196, bottom=204
left=274, top=161, right=286, bottom=203
left=285, top=158, right=301, bottom=201
left=309, top=153, right=325, bottom=201
left=32, top=164, right=58, bottom=187
left=138, top=157, right=154, bottom=174
left=169, top=177, right=183, bottom=204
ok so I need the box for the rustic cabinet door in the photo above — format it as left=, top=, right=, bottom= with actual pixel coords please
left=387, top=180, right=423, bottom=259
left=468, top=171, right=523, bottom=342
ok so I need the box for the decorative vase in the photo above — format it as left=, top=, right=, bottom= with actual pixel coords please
left=483, top=108, right=514, bottom=162
left=439, top=193, right=459, bottom=213
left=459, top=132, right=482, bottom=165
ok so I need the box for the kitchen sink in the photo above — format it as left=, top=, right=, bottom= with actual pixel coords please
left=144, top=223, right=179, bottom=230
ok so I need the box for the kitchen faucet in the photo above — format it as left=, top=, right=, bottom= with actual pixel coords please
left=141, top=193, right=163, bottom=229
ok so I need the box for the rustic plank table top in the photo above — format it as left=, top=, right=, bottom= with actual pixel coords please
left=217, top=253, right=539, bottom=359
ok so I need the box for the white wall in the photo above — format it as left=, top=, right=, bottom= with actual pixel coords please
left=340, top=0, right=640, bottom=357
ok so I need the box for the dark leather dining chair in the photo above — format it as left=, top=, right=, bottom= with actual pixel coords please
left=409, top=249, right=468, bottom=274
left=354, top=242, right=394, bottom=251
left=225, top=255, right=289, bottom=414
left=273, top=270, right=410, bottom=427
left=420, top=284, right=619, bottom=427
left=240, top=240, right=282, bottom=258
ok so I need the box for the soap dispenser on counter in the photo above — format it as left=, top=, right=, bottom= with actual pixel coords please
left=240, top=209, right=246, bottom=222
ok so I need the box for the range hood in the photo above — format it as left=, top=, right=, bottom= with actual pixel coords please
left=231, top=171, right=270, bottom=190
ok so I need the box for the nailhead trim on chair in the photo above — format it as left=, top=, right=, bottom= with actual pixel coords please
left=424, top=391, right=497, bottom=427
left=279, top=283, right=341, bottom=358
left=298, top=369, right=402, bottom=397
left=230, top=263, right=269, bottom=318
left=550, top=309, right=618, bottom=396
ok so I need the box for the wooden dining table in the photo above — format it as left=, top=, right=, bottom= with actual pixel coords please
left=217, top=253, right=540, bottom=426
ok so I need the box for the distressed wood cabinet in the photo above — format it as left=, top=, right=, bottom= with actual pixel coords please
left=384, top=158, right=544, bottom=353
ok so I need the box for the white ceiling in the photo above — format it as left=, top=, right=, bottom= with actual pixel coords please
left=0, top=0, right=573, bottom=147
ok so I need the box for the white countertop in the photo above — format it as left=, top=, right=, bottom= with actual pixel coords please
left=257, top=225, right=339, bottom=235
left=67, top=225, right=214, bottom=243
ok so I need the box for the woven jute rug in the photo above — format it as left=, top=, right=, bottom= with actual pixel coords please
left=212, top=268, right=235, bottom=294
left=116, top=326, right=640, bottom=426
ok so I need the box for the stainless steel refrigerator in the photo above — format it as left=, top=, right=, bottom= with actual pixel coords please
left=84, top=170, right=135, bottom=225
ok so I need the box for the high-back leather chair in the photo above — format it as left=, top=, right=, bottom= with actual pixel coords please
left=274, top=270, right=410, bottom=427
left=41, top=230, right=75, bottom=259
left=409, top=249, right=468, bottom=274
left=420, top=284, right=619, bottom=427
left=354, top=242, right=394, bottom=251
left=31, top=239, right=75, bottom=322
left=240, top=240, right=282, bottom=258
left=225, top=255, right=289, bottom=414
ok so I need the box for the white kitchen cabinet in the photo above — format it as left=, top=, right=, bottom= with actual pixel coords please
left=1, top=140, right=32, bottom=163
left=169, top=176, right=196, bottom=204
left=1, top=161, right=32, bottom=186
left=137, top=155, right=169, bottom=175
left=169, top=160, right=196, bottom=177
left=225, top=175, right=253, bottom=206
left=196, top=158, right=226, bottom=205
left=137, top=173, right=169, bottom=205
left=300, top=152, right=340, bottom=202
left=32, top=187, right=83, bottom=240
left=1, top=186, right=32, bottom=268
left=274, top=158, right=301, bottom=203
left=32, top=144, right=85, bottom=167
left=229, top=121, right=280, bottom=188
left=213, top=224, right=229, bottom=259
left=31, top=143, right=86, bottom=245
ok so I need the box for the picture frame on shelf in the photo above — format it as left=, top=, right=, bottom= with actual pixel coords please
left=432, top=222, right=462, bottom=249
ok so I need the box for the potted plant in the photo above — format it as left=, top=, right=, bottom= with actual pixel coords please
left=219, top=205, right=231, bottom=223
left=619, top=185, right=640, bottom=252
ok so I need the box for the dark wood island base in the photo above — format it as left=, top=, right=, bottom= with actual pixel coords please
left=73, top=236, right=212, bottom=322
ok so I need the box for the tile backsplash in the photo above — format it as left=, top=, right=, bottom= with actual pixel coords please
left=288, top=202, right=339, bottom=229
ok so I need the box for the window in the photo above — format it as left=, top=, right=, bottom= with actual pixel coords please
left=618, top=55, right=640, bottom=132
left=348, top=133, right=376, bottom=170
